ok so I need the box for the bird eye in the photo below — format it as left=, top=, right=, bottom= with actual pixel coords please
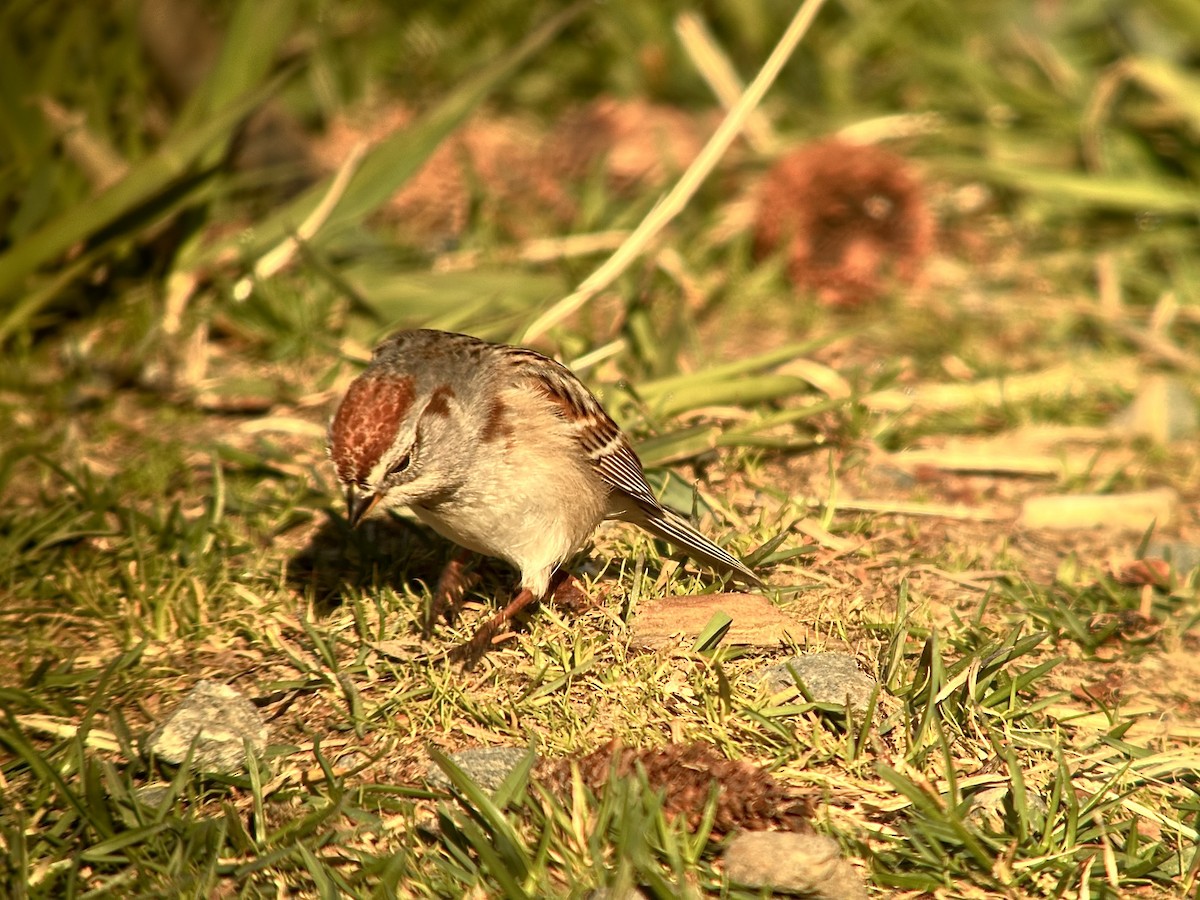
left=386, top=452, right=412, bottom=477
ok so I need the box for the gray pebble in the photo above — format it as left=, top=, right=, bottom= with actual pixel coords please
left=1111, top=375, right=1198, bottom=443
left=144, top=680, right=268, bottom=774
left=965, top=785, right=1048, bottom=833
left=724, top=831, right=867, bottom=899
left=1144, top=539, right=1200, bottom=577
left=132, top=782, right=174, bottom=808
left=871, top=465, right=917, bottom=489
left=756, top=652, right=877, bottom=712
left=426, top=746, right=534, bottom=792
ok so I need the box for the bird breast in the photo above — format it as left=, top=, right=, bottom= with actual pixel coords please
left=412, top=386, right=611, bottom=592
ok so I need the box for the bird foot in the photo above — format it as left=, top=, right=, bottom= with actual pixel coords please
left=448, top=586, right=539, bottom=668
left=450, top=570, right=576, bottom=668
left=423, top=550, right=480, bottom=638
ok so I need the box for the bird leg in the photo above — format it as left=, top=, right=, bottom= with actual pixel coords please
left=451, top=569, right=571, bottom=667
left=423, top=549, right=479, bottom=638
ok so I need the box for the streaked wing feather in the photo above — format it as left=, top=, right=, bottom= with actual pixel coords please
left=507, top=348, right=660, bottom=507
left=639, top=508, right=763, bottom=586
left=593, top=437, right=660, bottom=507
left=505, top=345, right=761, bottom=586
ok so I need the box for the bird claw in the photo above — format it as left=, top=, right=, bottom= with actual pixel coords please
left=423, top=550, right=480, bottom=638
left=449, top=586, right=540, bottom=669
left=449, top=569, right=580, bottom=667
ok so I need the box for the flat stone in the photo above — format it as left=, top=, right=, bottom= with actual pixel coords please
left=870, top=464, right=917, bottom=489
left=144, top=680, right=268, bottom=774
left=755, top=652, right=877, bottom=711
left=629, top=593, right=798, bottom=650
left=132, top=782, right=174, bottom=808
left=1018, top=488, right=1179, bottom=531
left=724, top=831, right=867, bottom=899
left=426, top=746, right=533, bottom=792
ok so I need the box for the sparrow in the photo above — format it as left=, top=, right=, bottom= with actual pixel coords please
left=328, top=328, right=762, bottom=654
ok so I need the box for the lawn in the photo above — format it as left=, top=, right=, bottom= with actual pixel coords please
left=1, top=0, right=1198, bottom=896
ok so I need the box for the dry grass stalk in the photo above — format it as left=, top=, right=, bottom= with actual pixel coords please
left=865, top=356, right=1142, bottom=414
left=522, top=0, right=831, bottom=341
left=674, top=12, right=778, bottom=155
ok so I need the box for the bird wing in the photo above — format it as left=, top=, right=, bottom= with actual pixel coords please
left=504, top=347, right=662, bottom=507
left=506, top=346, right=761, bottom=586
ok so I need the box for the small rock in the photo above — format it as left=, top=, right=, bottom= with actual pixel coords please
left=965, top=785, right=1049, bottom=832
left=629, top=593, right=798, bottom=650
left=586, top=888, right=649, bottom=900
left=756, top=653, right=877, bottom=712
left=871, top=464, right=917, bottom=490
left=1018, top=488, right=1179, bottom=531
left=1111, top=375, right=1198, bottom=443
left=132, top=782, right=174, bottom=808
left=426, top=746, right=533, bottom=792
left=724, top=831, right=867, bottom=899
left=144, top=680, right=268, bottom=774
left=1143, top=539, right=1200, bottom=577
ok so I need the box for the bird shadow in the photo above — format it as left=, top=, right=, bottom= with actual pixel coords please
left=285, top=510, right=513, bottom=621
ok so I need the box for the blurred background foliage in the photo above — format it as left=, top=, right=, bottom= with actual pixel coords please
left=1, top=0, right=1198, bottom=367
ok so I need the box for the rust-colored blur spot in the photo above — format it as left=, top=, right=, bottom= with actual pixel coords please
left=753, top=139, right=934, bottom=308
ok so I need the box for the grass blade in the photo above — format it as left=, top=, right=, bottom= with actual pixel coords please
left=429, top=749, right=533, bottom=888
left=224, top=1, right=590, bottom=264
left=0, top=71, right=292, bottom=300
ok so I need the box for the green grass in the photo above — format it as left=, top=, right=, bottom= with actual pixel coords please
left=2, top=0, right=1200, bottom=896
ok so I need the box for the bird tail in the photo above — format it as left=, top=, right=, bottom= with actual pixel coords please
left=625, top=505, right=764, bottom=588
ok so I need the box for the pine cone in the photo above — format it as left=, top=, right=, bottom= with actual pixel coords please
left=543, top=741, right=812, bottom=836
left=754, top=138, right=934, bottom=307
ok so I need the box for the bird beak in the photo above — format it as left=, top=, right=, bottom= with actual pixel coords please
left=345, top=485, right=380, bottom=528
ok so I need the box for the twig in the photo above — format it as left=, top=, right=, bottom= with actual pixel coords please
left=15, top=715, right=123, bottom=753
left=522, top=0, right=829, bottom=342
left=233, top=140, right=368, bottom=298
left=569, top=338, right=627, bottom=373
left=434, top=230, right=631, bottom=272
left=910, top=565, right=1010, bottom=591
left=39, top=97, right=129, bottom=191
left=1082, top=304, right=1200, bottom=374
left=865, top=355, right=1142, bottom=414
left=1096, top=252, right=1122, bottom=317
left=1149, top=290, right=1178, bottom=333
left=835, top=112, right=944, bottom=144
left=791, top=519, right=860, bottom=554
left=674, top=12, right=778, bottom=155
left=890, top=449, right=1063, bottom=477
left=806, top=497, right=1010, bottom=522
